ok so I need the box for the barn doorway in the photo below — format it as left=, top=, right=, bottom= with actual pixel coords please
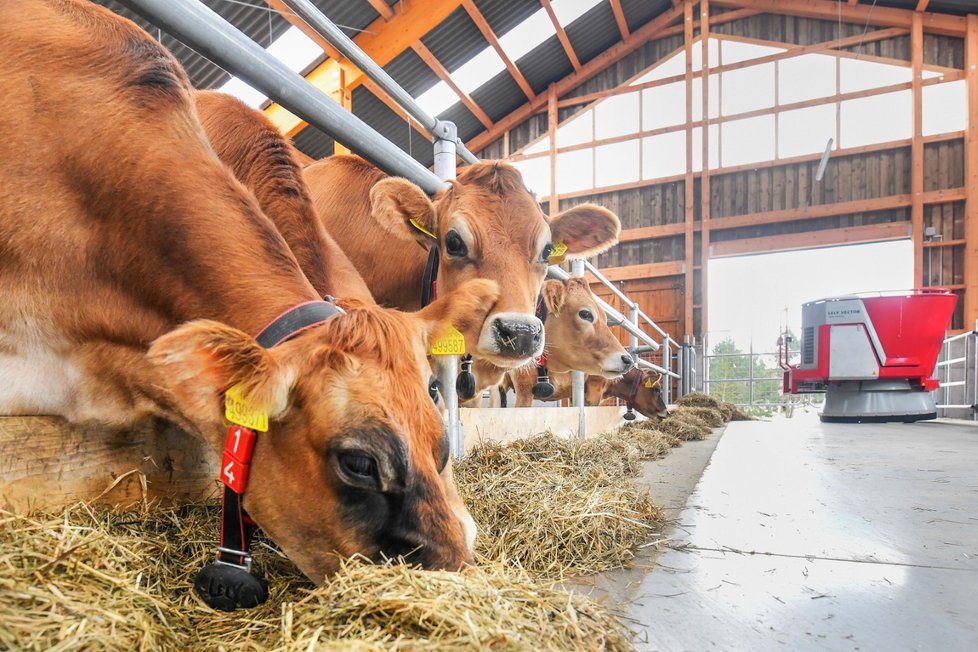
left=705, top=239, right=914, bottom=408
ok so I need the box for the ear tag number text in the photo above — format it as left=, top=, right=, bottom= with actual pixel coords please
left=430, top=326, right=466, bottom=355
left=225, top=385, right=269, bottom=432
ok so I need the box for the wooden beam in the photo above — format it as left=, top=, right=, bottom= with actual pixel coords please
left=912, top=12, right=924, bottom=287
left=263, top=2, right=433, bottom=149
left=700, top=0, right=711, bottom=338
left=535, top=132, right=963, bottom=204
left=609, top=0, right=630, bottom=40
left=965, top=15, right=978, bottom=329
left=411, top=42, right=494, bottom=129
left=586, top=260, right=685, bottom=283
left=683, top=0, right=694, bottom=339
left=540, top=0, right=582, bottom=71
left=465, top=2, right=685, bottom=154
left=617, top=190, right=962, bottom=246
left=264, top=0, right=466, bottom=137
left=367, top=0, right=395, bottom=20
left=711, top=222, right=911, bottom=257
left=361, top=77, right=433, bottom=142
left=658, top=7, right=762, bottom=38
left=551, top=26, right=913, bottom=111
left=461, top=0, right=536, bottom=101
left=915, top=1, right=930, bottom=12
left=849, top=0, right=858, bottom=6
left=711, top=0, right=965, bottom=37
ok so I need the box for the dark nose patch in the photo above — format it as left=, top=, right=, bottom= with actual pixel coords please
left=621, top=354, right=635, bottom=369
left=492, top=318, right=543, bottom=358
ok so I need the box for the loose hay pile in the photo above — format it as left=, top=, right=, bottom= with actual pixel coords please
left=676, top=392, right=752, bottom=421
left=0, top=502, right=630, bottom=651
left=455, top=432, right=665, bottom=578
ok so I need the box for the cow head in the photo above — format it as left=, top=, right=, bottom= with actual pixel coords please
left=147, top=279, right=499, bottom=582
left=369, top=162, right=620, bottom=368
left=541, top=277, right=634, bottom=378
left=627, top=369, right=669, bottom=420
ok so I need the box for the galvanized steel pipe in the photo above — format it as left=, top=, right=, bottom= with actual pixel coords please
left=116, top=0, right=446, bottom=195
left=280, top=0, right=479, bottom=165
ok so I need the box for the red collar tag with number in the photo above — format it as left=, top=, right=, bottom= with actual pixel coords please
left=221, top=425, right=257, bottom=494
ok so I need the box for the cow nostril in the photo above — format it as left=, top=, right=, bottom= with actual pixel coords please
left=494, top=319, right=515, bottom=340
left=621, top=354, right=634, bottom=368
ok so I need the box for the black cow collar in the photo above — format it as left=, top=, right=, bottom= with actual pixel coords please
left=194, top=298, right=344, bottom=613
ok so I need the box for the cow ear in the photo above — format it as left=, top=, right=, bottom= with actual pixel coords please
left=418, top=279, right=500, bottom=343
left=370, top=177, right=438, bottom=250
left=542, top=279, right=567, bottom=315
left=550, top=203, right=620, bottom=259
left=148, top=320, right=295, bottom=434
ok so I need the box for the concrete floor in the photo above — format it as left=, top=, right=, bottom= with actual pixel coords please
left=594, top=411, right=978, bottom=651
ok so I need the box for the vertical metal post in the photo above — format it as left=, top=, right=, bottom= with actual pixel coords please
left=748, top=340, right=755, bottom=408
left=628, top=303, right=639, bottom=354
left=662, top=338, right=672, bottom=405
left=433, top=121, right=463, bottom=458
left=571, top=259, right=586, bottom=438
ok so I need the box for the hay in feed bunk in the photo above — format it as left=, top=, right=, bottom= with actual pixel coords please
left=0, top=425, right=682, bottom=651
left=0, top=501, right=631, bottom=651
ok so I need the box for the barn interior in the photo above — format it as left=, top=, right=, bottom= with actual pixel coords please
left=2, top=0, right=978, bottom=650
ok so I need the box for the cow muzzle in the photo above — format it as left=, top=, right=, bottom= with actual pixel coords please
left=478, top=313, right=544, bottom=363
left=601, top=352, right=636, bottom=377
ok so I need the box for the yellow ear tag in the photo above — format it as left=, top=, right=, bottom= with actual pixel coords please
left=225, top=385, right=269, bottom=432
left=644, top=378, right=654, bottom=389
left=409, top=218, right=438, bottom=241
left=430, top=326, right=466, bottom=356
left=548, top=240, right=568, bottom=264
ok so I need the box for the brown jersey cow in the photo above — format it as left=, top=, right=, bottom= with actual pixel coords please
left=503, top=278, right=634, bottom=407
left=193, top=90, right=373, bottom=304
left=498, top=368, right=669, bottom=420
left=303, top=156, right=621, bottom=378
left=0, top=0, right=495, bottom=582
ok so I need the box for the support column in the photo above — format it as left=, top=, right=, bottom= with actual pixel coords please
left=700, top=0, right=711, bottom=342
left=911, top=12, right=924, bottom=287
left=965, top=15, right=978, bottom=327
left=433, top=122, right=462, bottom=458
left=683, top=0, right=695, bottom=340
left=571, top=259, right=586, bottom=438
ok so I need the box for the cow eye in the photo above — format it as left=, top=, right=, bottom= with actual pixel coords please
left=339, top=453, right=377, bottom=480
left=428, top=376, right=442, bottom=404
left=540, top=243, right=554, bottom=262
left=578, top=309, right=594, bottom=323
left=444, top=230, right=467, bottom=257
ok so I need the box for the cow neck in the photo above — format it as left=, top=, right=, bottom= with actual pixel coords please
left=195, top=298, right=343, bottom=612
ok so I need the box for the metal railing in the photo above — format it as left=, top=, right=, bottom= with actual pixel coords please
left=936, top=328, right=978, bottom=420
left=702, top=348, right=793, bottom=409
left=119, top=0, right=680, bottom=444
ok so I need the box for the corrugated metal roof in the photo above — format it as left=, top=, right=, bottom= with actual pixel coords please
left=620, top=0, right=672, bottom=34
left=383, top=48, right=440, bottom=98
left=351, top=86, right=435, bottom=168
left=421, top=7, right=488, bottom=72
left=292, top=124, right=335, bottom=160
left=517, top=36, right=576, bottom=95
left=877, top=0, right=973, bottom=15
left=307, top=0, right=379, bottom=39
left=97, top=0, right=292, bottom=89
left=472, top=71, right=526, bottom=124
left=473, top=0, right=540, bottom=37
left=566, top=2, right=621, bottom=66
